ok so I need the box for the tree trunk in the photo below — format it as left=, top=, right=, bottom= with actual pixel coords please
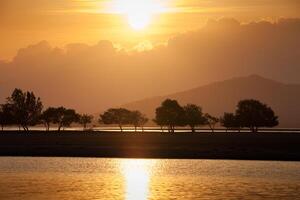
left=191, top=126, right=195, bottom=133
left=22, top=125, right=28, bottom=132
left=119, top=124, right=123, bottom=133
left=209, top=124, right=214, bottom=133
left=45, top=123, right=50, bottom=131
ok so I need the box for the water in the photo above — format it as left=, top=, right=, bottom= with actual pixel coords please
left=0, top=157, right=299, bottom=200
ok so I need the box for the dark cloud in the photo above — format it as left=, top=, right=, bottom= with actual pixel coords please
left=1, top=18, right=300, bottom=113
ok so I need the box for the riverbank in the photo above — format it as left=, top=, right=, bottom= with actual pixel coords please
left=0, top=131, right=299, bottom=161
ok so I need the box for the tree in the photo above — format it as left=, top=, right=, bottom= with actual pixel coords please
left=99, top=108, right=132, bottom=132
left=0, top=110, right=4, bottom=131
left=0, top=105, right=15, bottom=131
left=0, top=109, right=7, bottom=131
left=205, top=113, right=219, bottom=133
left=57, top=108, right=80, bottom=131
left=183, top=104, right=207, bottom=133
left=41, top=107, right=79, bottom=131
left=79, top=114, right=94, bottom=129
left=3, top=88, right=43, bottom=131
left=153, top=118, right=164, bottom=132
left=220, top=112, right=241, bottom=132
left=154, top=99, right=185, bottom=133
left=138, top=114, right=148, bottom=133
left=40, top=107, right=57, bottom=131
left=236, top=99, right=278, bottom=133
left=130, top=111, right=148, bottom=132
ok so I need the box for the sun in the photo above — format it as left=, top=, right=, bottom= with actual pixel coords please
left=112, top=0, right=165, bottom=30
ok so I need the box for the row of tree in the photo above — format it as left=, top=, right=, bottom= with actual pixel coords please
left=152, top=99, right=278, bottom=133
left=0, top=89, right=93, bottom=131
left=0, top=89, right=279, bottom=132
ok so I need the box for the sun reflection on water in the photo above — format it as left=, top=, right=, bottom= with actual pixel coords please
left=121, top=159, right=156, bottom=200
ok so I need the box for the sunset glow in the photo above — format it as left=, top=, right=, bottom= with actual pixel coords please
left=111, top=0, right=166, bottom=30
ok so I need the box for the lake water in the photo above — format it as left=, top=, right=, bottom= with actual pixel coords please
left=0, top=157, right=299, bottom=200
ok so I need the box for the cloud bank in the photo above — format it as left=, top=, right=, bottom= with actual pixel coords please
left=1, top=18, right=300, bottom=113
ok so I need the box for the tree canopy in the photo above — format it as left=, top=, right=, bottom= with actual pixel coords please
left=236, top=99, right=278, bottom=132
left=205, top=113, right=219, bottom=132
left=220, top=112, right=241, bottom=131
left=183, top=104, right=207, bottom=133
left=2, top=89, right=43, bottom=131
left=41, top=107, right=79, bottom=131
left=100, top=108, right=132, bottom=132
left=129, top=111, right=148, bottom=132
left=79, top=114, right=94, bottom=129
left=155, top=99, right=185, bottom=133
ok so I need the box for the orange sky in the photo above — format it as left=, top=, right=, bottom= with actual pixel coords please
left=0, top=0, right=299, bottom=60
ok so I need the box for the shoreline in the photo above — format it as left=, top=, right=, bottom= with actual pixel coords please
left=0, top=131, right=299, bottom=161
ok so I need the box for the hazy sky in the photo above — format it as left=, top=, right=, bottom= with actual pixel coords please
left=1, top=0, right=299, bottom=59
left=0, top=1, right=300, bottom=112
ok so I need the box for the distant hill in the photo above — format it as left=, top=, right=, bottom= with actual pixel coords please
left=123, top=75, right=300, bottom=127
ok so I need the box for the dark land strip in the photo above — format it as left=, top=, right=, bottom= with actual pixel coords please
left=0, top=131, right=299, bottom=161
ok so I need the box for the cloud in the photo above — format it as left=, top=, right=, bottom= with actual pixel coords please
left=1, top=18, right=300, bottom=113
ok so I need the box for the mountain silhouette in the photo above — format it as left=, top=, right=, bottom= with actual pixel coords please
left=123, top=74, right=300, bottom=127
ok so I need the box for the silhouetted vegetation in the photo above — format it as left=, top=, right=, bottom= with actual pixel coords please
left=220, top=99, right=278, bottom=133
left=0, top=104, right=14, bottom=131
left=183, top=104, right=207, bottom=133
left=236, top=99, right=278, bottom=132
left=0, top=89, right=280, bottom=133
left=99, top=108, right=148, bottom=132
left=40, top=107, right=58, bottom=131
left=100, top=108, right=132, bottom=132
left=220, top=112, right=241, bottom=132
left=79, top=114, right=94, bottom=129
left=155, top=99, right=185, bottom=133
left=0, top=89, right=43, bottom=131
left=205, top=114, right=219, bottom=133
left=154, top=99, right=222, bottom=133
left=129, top=111, right=148, bottom=132
left=40, top=107, right=80, bottom=131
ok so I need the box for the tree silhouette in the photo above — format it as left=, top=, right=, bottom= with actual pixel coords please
left=41, top=107, right=79, bottom=131
left=205, top=113, right=219, bottom=133
left=3, top=88, right=43, bottom=131
left=0, top=110, right=4, bottom=131
left=220, top=112, right=241, bottom=132
left=100, top=108, right=132, bottom=132
left=138, top=114, right=148, bottom=132
left=79, top=114, right=94, bottom=130
left=236, top=99, right=278, bottom=133
left=40, top=107, right=57, bottom=131
left=183, top=104, right=207, bottom=133
left=153, top=118, right=164, bottom=132
left=0, top=104, right=15, bottom=131
left=130, top=111, right=148, bottom=132
left=58, top=108, right=80, bottom=131
left=155, top=99, right=185, bottom=133
left=0, top=109, right=7, bottom=131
